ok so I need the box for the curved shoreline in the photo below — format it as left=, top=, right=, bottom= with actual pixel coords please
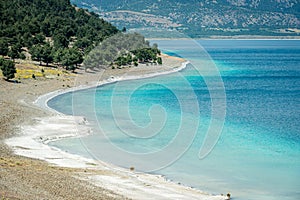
left=5, top=59, right=226, bottom=200
left=35, top=60, right=190, bottom=115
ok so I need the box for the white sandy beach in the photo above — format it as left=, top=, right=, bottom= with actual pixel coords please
left=4, top=56, right=227, bottom=200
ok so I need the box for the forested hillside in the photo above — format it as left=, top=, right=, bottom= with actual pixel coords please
left=0, top=0, right=119, bottom=72
left=84, top=33, right=162, bottom=71
left=72, top=0, right=300, bottom=37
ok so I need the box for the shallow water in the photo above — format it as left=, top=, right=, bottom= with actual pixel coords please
left=49, top=40, right=300, bottom=199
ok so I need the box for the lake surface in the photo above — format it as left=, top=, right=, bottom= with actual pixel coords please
left=49, top=40, right=300, bottom=200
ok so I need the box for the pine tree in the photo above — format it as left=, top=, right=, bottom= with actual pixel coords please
left=0, top=39, right=9, bottom=56
left=0, top=58, right=16, bottom=80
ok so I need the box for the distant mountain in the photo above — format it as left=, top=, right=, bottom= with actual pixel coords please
left=71, top=0, right=300, bottom=37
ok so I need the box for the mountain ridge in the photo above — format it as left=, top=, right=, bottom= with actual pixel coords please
left=71, top=0, right=300, bottom=37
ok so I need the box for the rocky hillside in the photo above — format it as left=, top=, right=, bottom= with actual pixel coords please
left=71, top=0, right=300, bottom=37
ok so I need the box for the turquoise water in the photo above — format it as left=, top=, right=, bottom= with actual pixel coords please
left=48, top=40, right=300, bottom=199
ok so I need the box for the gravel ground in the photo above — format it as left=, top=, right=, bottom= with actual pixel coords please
left=0, top=71, right=125, bottom=199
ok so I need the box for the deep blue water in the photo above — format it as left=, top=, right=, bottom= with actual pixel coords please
left=48, top=40, right=300, bottom=200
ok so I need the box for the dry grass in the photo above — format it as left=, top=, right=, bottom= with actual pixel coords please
left=0, top=60, right=75, bottom=80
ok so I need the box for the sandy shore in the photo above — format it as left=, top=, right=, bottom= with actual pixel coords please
left=1, top=55, right=226, bottom=199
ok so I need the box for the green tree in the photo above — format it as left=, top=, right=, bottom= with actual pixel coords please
left=19, top=52, right=26, bottom=60
left=53, top=33, right=69, bottom=48
left=0, top=39, right=9, bottom=56
left=41, top=20, right=51, bottom=37
left=30, top=43, right=53, bottom=66
left=41, top=43, right=53, bottom=66
left=132, top=57, right=138, bottom=62
left=74, top=37, right=93, bottom=53
left=83, top=49, right=103, bottom=70
left=157, top=57, right=162, bottom=65
left=30, top=45, right=43, bottom=65
left=61, top=48, right=83, bottom=72
left=126, top=54, right=132, bottom=64
left=8, top=44, right=22, bottom=61
left=34, top=33, right=46, bottom=45
left=52, top=47, right=64, bottom=64
left=23, top=32, right=33, bottom=47
left=0, top=58, right=16, bottom=80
